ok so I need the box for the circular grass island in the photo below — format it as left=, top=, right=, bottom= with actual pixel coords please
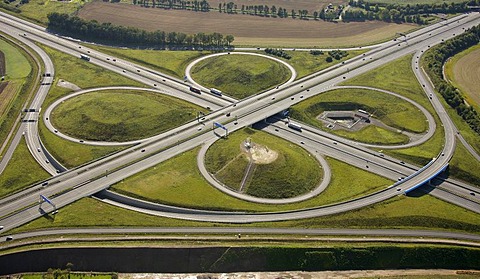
left=290, top=88, right=429, bottom=145
left=50, top=89, right=208, bottom=142
left=205, top=128, right=322, bottom=199
left=190, top=54, right=291, bottom=99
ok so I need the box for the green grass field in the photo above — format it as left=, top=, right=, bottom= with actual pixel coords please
left=290, top=88, right=426, bottom=144
left=0, top=138, right=50, bottom=198
left=51, top=89, right=208, bottom=142
left=365, top=0, right=466, bottom=4
left=191, top=54, right=291, bottom=99
left=268, top=49, right=367, bottom=79
left=0, top=37, right=36, bottom=154
left=0, top=39, right=31, bottom=79
left=8, top=0, right=87, bottom=25
left=38, top=120, right=125, bottom=169
left=87, top=45, right=210, bottom=79
left=341, top=54, right=446, bottom=165
left=13, top=189, right=480, bottom=234
left=40, top=44, right=144, bottom=108
left=111, top=137, right=392, bottom=211
left=205, top=128, right=322, bottom=199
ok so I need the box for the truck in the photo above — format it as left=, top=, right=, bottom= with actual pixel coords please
left=288, top=122, right=302, bottom=131
left=210, top=88, right=222, bottom=96
left=189, top=86, right=201, bottom=94
left=80, top=54, right=90, bottom=61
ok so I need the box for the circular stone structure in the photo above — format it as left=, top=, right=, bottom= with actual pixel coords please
left=44, top=86, right=208, bottom=146
left=197, top=128, right=331, bottom=204
left=185, top=52, right=297, bottom=99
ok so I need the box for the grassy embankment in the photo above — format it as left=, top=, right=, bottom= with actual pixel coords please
left=190, top=54, right=291, bottom=99
left=83, top=45, right=367, bottom=82
left=51, top=90, right=208, bottom=142
left=290, top=88, right=428, bottom=145
left=203, top=128, right=322, bottom=198
left=341, top=54, right=444, bottom=164
left=86, top=45, right=209, bottom=79
left=0, top=37, right=35, bottom=156
left=111, top=133, right=392, bottom=211
left=343, top=54, right=480, bottom=184
left=38, top=44, right=145, bottom=168
left=0, top=138, right=49, bottom=197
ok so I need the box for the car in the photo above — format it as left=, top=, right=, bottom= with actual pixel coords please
left=46, top=160, right=50, bottom=164
left=6, top=236, right=13, bottom=241
left=106, top=58, right=110, bottom=60
left=400, top=161, right=405, bottom=164
left=54, top=129, right=58, bottom=133
left=470, top=192, right=475, bottom=196
left=0, top=226, right=4, bottom=230
left=226, top=113, right=231, bottom=117
left=300, top=141, right=305, bottom=144
left=291, top=97, right=294, bottom=100
left=122, top=70, right=126, bottom=73
left=113, top=59, right=116, bottom=62
left=333, top=141, right=337, bottom=145
left=141, top=149, right=145, bottom=152
left=397, top=188, right=402, bottom=191
left=79, top=140, right=84, bottom=143
left=37, top=148, right=41, bottom=152
left=274, top=129, right=278, bottom=132
left=197, top=126, right=203, bottom=131
left=42, top=182, right=48, bottom=186
left=137, top=69, right=140, bottom=72
left=300, top=95, right=304, bottom=98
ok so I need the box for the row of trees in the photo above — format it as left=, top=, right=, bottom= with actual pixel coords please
left=264, top=48, right=291, bottom=59
left=346, top=0, right=472, bottom=23
left=47, top=12, right=234, bottom=48
left=423, top=24, right=480, bottom=135
left=134, top=0, right=210, bottom=12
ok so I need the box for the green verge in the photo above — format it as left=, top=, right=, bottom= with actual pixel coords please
left=37, top=44, right=146, bottom=168
left=205, top=128, right=322, bottom=199
left=12, top=191, right=480, bottom=234
left=85, top=44, right=211, bottom=79
left=40, top=44, right=145, bottom=105
left=38, top=119, right=124, bottom=169
left=265, top=49, right=367, bottom=79
left=0, top=137, right=49, bottom=197
left=0, top=36, right=36, bottom=154
left=111, top=144, right=392, bottom=212
left=341, top=54, right=446, bottom=166
left=190, top=54, right=291, bottom=99
left=449, top=141, right=480, bottom=187
left=50, top=90, right=208, bottom=142
left=290, top=87, right=427, bottom=144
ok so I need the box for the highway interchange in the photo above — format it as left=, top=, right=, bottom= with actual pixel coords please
left=0, top=11, right=479, bottom=242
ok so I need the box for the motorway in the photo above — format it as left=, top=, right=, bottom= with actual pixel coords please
left=0, top=11, right=479, bottom=233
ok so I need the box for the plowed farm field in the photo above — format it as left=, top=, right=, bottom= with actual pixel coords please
left=77, top=2, right=416, bottom=47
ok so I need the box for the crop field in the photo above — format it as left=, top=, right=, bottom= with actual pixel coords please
left=51, top=90, right=208, bottom=142
left=191, top=55, right=291, bottom=98
left=77, top=2, right=416, bottom=48
left=445, top=45, right=480, bottom=112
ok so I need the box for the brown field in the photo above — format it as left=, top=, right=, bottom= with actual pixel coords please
left=78, top=2, right=416, bottom=47
left=451, top=47, right=480, bottom=109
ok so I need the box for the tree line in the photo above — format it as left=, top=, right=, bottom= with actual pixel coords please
left=423, top=24, right=480, bottom=135
left=47, top=12, right=234, bottom=49
left=344, top=0, right=475, bottom=24
left=132, top=0, right=480, bottom=24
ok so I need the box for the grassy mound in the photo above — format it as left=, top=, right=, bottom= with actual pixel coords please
left=291, top=88, right=428, bottom=145
left=191, top=54, right=291, bottom=99
left=205, top=128, right=322, bottom=199
left=51, top=90, right=207, bottom=142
